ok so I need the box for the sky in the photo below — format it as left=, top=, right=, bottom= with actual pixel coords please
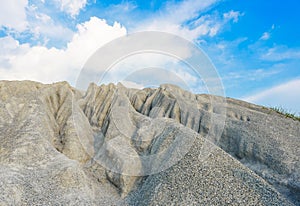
left=0, top=0, right=299, bottom=114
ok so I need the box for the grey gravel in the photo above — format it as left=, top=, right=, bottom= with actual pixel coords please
left=0, top=80, right=298, bottom=205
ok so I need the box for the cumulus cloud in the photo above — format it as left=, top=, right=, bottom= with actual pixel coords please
left=0, top=17, right=127, bottom=84
left=55, top=0, right=87, bottom=17
left=0, top=0, right=28, bottom=32
left=0, top=0, right=227, bottom=93
left=243, top=79, right=300, bottom=114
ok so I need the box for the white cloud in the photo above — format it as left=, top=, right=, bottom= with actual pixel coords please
left=261, top=46, right=300, bottom=61
left=120, top=81, right=144, bottom=89
left=0, top=1, right=79, bottom=46
left=163, top=0, right=218, bottom=24
left=55, top=0, right=87, bottom=17
left=109, top=1, right=137, bottom=12
left=0, top=17, right=127, bottom=84
left=134, top=0, right=223, bottom=41
left=259, top=24, right=275, bottom=41
left=224, top=68, right=281, bottom=81
left=259, top=32, right=270, bottom=40
left=87, top=48, right=207, bottom=93
left=0, top=0, right=28, bottom=32
left=243, top=79, right=300, bottom=114
left=26, top=5, right=74, bottom=45
left=223, top=10, right=243, bottom=23
left=133, top=0, right=242, bottom=42
left=67, top=17, right=126, bottom=61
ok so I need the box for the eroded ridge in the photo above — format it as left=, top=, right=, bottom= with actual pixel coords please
left=0, top=80, right=298, bottom=205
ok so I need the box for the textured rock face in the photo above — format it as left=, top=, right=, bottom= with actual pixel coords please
left=0, top=80, right=299, bottom=205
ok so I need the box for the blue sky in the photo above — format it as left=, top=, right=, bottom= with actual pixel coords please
left=0, top=0, right=299, bottom=114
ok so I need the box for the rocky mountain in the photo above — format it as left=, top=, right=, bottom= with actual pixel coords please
left=0, top=80, right=299, bottom=205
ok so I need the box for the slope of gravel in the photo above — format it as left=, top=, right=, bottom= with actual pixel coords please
left=0, top=80, right=298, bottom=205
